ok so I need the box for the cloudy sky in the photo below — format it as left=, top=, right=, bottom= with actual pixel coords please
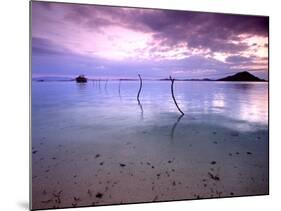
left=31, top=1, right=269, bottom=80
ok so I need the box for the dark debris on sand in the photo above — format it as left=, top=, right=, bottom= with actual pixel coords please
left=208, top=172, right=220, bottom=181
left=73, top=196, right=80, bottom=202
left=119, top=163, right=126, bottom=167
left=53, top=190, right=62, bottom=204
left=96, top=192, right=103, bottom=198
left=41, top=199, right=52, bottom=204
left=87, top=189, right=92, bottom=197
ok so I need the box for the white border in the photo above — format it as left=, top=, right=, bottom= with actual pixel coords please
left=0, top=0, right=280, bottom=211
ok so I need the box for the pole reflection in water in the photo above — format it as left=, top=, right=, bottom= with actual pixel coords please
left=137, top=99, right=144, bottom=120
left=170, top=114, right=184, bottom=141
left=118, top=79, right=122, bottom=100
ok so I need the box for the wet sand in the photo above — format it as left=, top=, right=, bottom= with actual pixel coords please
left=32, top=115, right=268, bottom=209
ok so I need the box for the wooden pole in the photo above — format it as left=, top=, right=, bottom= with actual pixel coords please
left=137, top=74, right=142, bottom=101
left=169, top=76, right=184, bottom=115
left=118, top=79, right=121, bottom=95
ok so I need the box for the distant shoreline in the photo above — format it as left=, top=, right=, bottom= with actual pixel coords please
left=32, top=71, right=268, bottom=83
left=32, top=78, right=268, bottom=82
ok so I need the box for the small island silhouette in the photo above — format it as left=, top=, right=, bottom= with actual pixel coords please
left=160, top=71, right=266, bottom=82
left=75, top=75, right=88, bottom=83
left=217, top=71, right=266, bottom=82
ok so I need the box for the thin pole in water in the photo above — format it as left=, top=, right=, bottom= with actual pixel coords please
left=137, top=74, right=142, bottom=102
left=118, top=79, right=121, bottom=95
left=169, top=76, right=184, bottom=115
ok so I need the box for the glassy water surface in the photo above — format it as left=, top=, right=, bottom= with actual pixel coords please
left=32, top=80, right=268, bottom=133
left=32, top=81, right=268, bottom=209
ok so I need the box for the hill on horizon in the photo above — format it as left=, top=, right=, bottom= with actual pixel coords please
left=217, top=71, right=266, bottom=82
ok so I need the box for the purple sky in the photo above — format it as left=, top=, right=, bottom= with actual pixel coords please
left=31, top=1, right=269, bottom=79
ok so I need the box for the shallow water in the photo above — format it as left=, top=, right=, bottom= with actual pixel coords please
left=31, top=80, right=268, bottom=209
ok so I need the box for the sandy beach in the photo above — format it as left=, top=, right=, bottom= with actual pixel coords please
left=32, top=107, right=268, bottom=209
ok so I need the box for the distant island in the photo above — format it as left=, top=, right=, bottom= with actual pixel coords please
left=217, top=71, right=266, bottom=82
left=161, top=71, right=266, bottom=82
left=75, top=75, right=88, bottom=83
left=33, top=71, right=267, bottom=82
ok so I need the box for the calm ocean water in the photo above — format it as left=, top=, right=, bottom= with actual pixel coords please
left=32, top=80, right=268, bottom=208
left=32, top=80, right=268, bottom=136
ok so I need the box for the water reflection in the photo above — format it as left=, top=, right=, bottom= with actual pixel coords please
left=227, top=82, right=255, bottom=90
left=32, top=80, right=268, bottom=209
left=177, top=81, right=268, bottom=125
left=212, top=93, right=225, bottom=109
left=170, top=114, right=184, bottom=141
left=33, top=81, right=268, bottom=134
left=76, top=83, right=87, bottom=92
left=118, top=80, right=122, bottom=100
left=137, top=99, right=144, bottom=120
left=238, top=91, right=268, bottom=124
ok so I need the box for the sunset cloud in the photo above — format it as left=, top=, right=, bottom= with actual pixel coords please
left=31, top=1, right=269, bottom=79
